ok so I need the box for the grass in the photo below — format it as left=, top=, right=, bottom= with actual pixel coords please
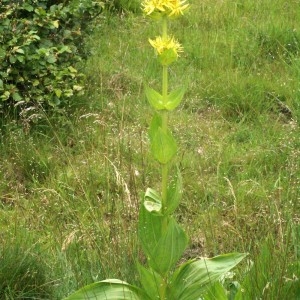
left=0, top=0, right=299, bottom=299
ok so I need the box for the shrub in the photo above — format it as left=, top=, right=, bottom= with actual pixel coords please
left=0, top=0, right=104, bottom=112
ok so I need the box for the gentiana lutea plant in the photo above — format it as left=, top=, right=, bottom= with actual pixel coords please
left=64, top=1, right=247, bottom=299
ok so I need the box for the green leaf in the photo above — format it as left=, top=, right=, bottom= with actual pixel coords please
left=149, top=113, right=162, bottom=142
left=148, top=114, right=177, bottom=164
left=34, top=7, right=46, bottom=16
left=0, top=79, right=3, bottom=90
left=0, top=48, right=6, bottom=59
left=64, top=279, right=149, bottom=300
left=54, top=89, right=62, bottom=98
left=23, top=3, right=34, bottom=12
left=65, top=90, right=74, bottom=97
left=151, top=127, right=177, bottom=164
left=165, top=167, right=182, bottom=215
left=16, top=48, right=25, bottom=54
left=138, top=204, right=164, bottom=259
left=68, top=66, right=77, bottom=73
left=169, top=253, right=248, bottom=300
left=52, top=20, right=59, bottom=28
left=203, top=281, right=228, bottom=300
left=144, top=188, right=162, bottom=215
left=48, top=96, right=60, bottom=107
left=47, top=55, right=57, bottom=64
left=12, top=92, right=22, bottom=101
left=165, top=86, right=186, bottom=110
left=32, top=34, right=40, bottom=41
left=137, top=263, right=162, bottom=300
left=33, top=80, right=39, bottom=87
left=139, top=204, right=187, bottom=275
left=9, top=56, right=16, bottom=64
left=144, top=84, right=164, bottom=110
left=1, top=91, right=10, bottom=101
left=58, top=46, right=72, bottom=54
left=151, top=218, right=188, bottom=275
left=17, top=55, right=24, bottom=63
left=73, top=85, right=83, bottom=91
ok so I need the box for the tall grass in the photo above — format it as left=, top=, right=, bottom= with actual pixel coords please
left=0, top=0, right=299, bottom=298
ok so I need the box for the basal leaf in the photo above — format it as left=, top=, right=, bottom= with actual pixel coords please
left=168, top=253, right=247, bottom=300
left=64, top=279, right=150, bottom=300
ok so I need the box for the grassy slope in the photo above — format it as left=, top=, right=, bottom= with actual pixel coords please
left=0, top=0, right=299, bottom=299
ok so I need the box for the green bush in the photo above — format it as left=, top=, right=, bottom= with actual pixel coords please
left=0, top=0, right=104, bottom=111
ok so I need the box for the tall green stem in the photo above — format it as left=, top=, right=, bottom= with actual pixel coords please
left=161, top=16, right=169, bottom=215
left=160, top=18, right=170, bottom=299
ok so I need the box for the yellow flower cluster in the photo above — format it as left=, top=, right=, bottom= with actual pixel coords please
left=142, top=0, right=189, bottom=17
left=149, top=36, right=183, bottom=56
left=149, top=36, right=183, bottom=65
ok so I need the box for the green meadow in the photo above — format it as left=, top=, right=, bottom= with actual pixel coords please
left=0, top=0, right=299, bottom=298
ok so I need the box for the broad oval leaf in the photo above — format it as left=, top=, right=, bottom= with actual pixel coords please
left=149, top=113, right=162, bottom=142
left=23, top=3, right=34, bottom=12
left=168, top=252, right=248, bottom=300
left=12, top=92, right=22, bottom=101
left=144, top=84, right=164, bottom=110
left=151, top=127, right=177, bottom=165
left=150, top=218, right=188, bottom=275
left=165, top=86, right=186, bottom=111
left=138, top=204, right=164, bottom=259
left=144, top=188, right=162, bottom=215
left=46, top=54, right=57, bottom=64
left=64, top=279, right=150, bottom=300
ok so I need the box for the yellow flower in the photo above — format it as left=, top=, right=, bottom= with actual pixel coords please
left=142, top=0, right=189, bottom=18
left=149, top=36, right=183, bottom=65
left=168, top=0, right=189, bottom=16
left=149, top=36, right=183, bottom=55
